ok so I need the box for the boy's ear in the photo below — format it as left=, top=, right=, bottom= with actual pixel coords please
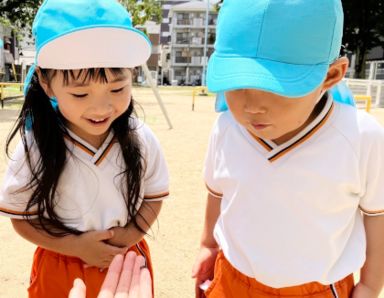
left=35, top=67, right=54, bottom=98
left=322, top=57, right=349, bottom=91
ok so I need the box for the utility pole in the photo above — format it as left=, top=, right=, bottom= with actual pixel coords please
left=201, top=0, right=209, bottom=86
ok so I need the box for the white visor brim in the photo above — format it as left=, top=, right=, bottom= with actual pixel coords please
left=37, top=27, right=151, bottom=69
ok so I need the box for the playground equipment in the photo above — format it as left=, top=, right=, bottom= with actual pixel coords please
left=0, top=82, right=24, bottom=108
left=192, top=86, right=209, bottom=111
left=354, top=95, right=372, bottom=113
left=142, top=63, right=173, bottom=129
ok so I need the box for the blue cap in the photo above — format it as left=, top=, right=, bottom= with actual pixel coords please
left=207, top=0, right=344, bottom=97
left=32, top=0, right=151, bottom=69
left=329, top=80, right=355, bottom=106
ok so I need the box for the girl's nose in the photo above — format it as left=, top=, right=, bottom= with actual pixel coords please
left=91, top=99, right=113, bottom=115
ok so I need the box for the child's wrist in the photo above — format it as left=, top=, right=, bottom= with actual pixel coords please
left=356, top=281, right=382, bottom=298
left=55, top=233, right=81, bottom=257
left=200, top=240, right=219, bottom=249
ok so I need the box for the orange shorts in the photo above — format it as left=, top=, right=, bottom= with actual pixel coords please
left=28, top=239, right=153, bottom=298
left=205, top=251, right=354, bottom=298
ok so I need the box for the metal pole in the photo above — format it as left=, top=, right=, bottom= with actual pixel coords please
left=142, top=63, right=173, bottom=129
left=201, top=0, right=209, bottom=86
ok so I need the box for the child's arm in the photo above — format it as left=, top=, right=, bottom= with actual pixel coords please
left=192, top=193, right=221, bottom=298
left=106, top=201, right=163, bottom=248
left=11, top=219, right=128, bottom=268
left=353, top=215, right=384, bottom=298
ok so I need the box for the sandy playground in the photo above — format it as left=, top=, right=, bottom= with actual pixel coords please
left=0, top=87, right=384, bottom=298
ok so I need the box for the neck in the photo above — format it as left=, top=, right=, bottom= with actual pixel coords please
left=273, top=95, right=327, bottom=145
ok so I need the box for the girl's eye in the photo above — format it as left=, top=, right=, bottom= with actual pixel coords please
left=111, top=87, right=125, bottom=93
left=71, top=93, right=88, bottom=98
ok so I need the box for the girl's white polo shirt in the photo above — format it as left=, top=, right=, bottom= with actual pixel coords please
left=204, top=95, right=384, bottom=287
left=0, top=119, right=169, bottom=231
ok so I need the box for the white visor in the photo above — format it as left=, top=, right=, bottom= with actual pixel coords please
left=37, top=27, right=151, bottom=69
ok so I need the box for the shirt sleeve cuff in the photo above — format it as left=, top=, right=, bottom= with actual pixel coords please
left=144, top=191, right=170, bottom=202
left=359, top=206, right=384, bottom=216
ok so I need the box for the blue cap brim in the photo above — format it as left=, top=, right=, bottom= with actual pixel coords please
left=215, top=81, right=357, bottom=113
left=207, top=52, right=329, bottom=98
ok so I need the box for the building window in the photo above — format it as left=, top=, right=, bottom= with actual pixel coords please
left=176, top=12, right=191, bottom=25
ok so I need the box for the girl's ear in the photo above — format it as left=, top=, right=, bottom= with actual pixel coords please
left=322, top=57, right=349, bottom=91
left=35, top=68, right=54, bottom=98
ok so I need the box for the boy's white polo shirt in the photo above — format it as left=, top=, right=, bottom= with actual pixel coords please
left=0, top=119, right=169, bottom=231
left=204, top=95, right=384, bottom=287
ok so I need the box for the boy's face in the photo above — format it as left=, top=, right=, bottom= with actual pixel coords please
left=225, top=88, right=322, bottom=145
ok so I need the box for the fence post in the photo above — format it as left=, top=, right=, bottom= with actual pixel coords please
left=0, top=84, right=3, bottom=109
left=377, top=82, right=382, bottom=107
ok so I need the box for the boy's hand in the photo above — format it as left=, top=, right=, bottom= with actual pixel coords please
left=74, top=230, right=128, bottom=269
left=192, top=246, right=219, bottom=298
left=352, top=282, right=381, bottom=298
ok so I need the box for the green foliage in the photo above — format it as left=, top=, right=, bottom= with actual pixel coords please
left=0, top=0, right=162, bottom=33
left=342, top=0, right=384, bottom=78
left=214, top=0, right=224, bottom=12
left=120, top=0, right=162, bottom=27
left=0, top=0, right=41, bottom=30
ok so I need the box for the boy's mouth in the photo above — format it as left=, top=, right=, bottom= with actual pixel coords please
left=251, top=122, right=271, bottom=130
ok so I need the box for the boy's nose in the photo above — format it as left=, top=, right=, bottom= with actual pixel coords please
left=244, top=98, right=267, bottom=114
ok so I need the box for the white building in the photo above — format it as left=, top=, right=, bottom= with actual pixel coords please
left=160, top=0, right=190, bottom=45
left=165, top=1, right=217, bottom=85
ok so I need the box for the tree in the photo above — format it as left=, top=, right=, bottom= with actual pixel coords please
left=0, top=0, right=41, bottom=31
left=120, top=0, right=162, bottom=27
left=342, top=0, right=384, bottom=78
left=214, top=0, right=224, bottom=12
left=0, top=0, right=162, bottom=33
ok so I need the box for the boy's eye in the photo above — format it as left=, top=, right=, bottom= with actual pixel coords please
left=111, top=87, right=125, bottom=93
left=70, top=93, right=88, bottom=98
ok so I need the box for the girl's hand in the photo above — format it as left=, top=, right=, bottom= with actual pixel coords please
left=352, top=282, right=381, bottom=298
left=75, top=230, right=128, bottom=269
left=192, top=246, right=219, bottom=298
left=107, top=227, right=130, bottom=248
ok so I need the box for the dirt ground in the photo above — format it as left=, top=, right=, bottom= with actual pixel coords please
left=0, top=88, right=384, bottom=298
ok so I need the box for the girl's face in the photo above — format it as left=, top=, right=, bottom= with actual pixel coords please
left=225, top=88, right=322, bottom=145
left=44, top=69, right=132, bottom=148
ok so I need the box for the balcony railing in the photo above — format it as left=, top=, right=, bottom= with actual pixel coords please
left=173, top=56, right=205, bottom=65
left=176, top=19, right=192, bottom=26
left=174, top=36, right=215, bottom=46
left=175, top=57, right=191, bottom=64
left=175, top=18, right=216, bottom=27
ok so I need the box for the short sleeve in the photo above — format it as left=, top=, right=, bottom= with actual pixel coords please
left=0, top=139, right=39, bottom=219
left=203, top=118, right=223, bottom=198
left=140, top=125, right=169, bottom=202
left=359, top=118, right=384, bottom=216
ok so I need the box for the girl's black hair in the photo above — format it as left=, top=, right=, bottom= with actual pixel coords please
left=6, top=68, right=147, bottom=236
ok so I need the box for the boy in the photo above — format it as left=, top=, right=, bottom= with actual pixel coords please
left=192, top=0, right=384, bottom=297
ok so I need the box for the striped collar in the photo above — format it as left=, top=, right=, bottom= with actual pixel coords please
left=240, top=94, right=335, bottom=162
left=64, top=129, right=116, bottom=166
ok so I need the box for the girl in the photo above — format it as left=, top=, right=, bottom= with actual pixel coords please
left=0, top=0, right=169, bottom=297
